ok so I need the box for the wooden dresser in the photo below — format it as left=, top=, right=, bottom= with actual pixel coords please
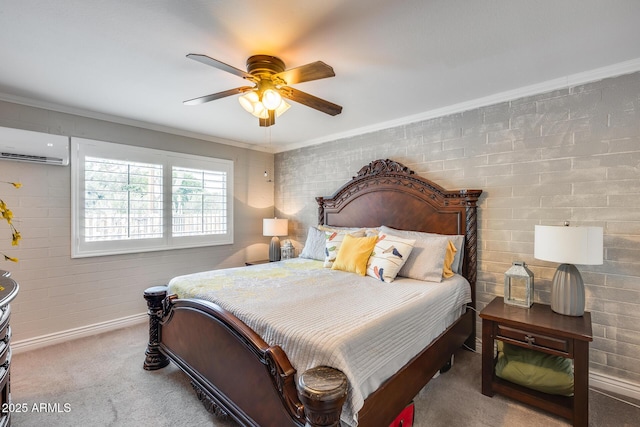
left=0, top=271, right=18, bottom=427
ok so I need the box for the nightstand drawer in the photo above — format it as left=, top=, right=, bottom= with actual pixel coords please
left=497, top=325, right=571, bottom=356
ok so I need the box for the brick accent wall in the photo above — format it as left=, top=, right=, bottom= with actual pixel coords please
left=276, top=71, right=640, bottom=385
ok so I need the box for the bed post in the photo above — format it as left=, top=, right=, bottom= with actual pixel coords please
left=297, top=366, right=348, bottom=427
left=143, top=286, right=170, bottom=370
left=463, top=192, right=480, bottom=351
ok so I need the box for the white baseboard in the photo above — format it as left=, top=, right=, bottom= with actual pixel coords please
left=590, top=370, right=640, bottom=403
left=11, top=312, right=147, bottom=354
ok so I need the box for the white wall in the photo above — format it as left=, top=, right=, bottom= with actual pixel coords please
left=0, top=100, right=275, bottom=344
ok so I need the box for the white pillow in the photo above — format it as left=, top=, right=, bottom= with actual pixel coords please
left=366, top=233, right=415, bottom=283
left=381, top=226, right=465, bottom=274
left=299, top=227, right=327, bottom=261
left=318, top=225, right=380, bottom=237
left=380, top=226, right=450, bottom=282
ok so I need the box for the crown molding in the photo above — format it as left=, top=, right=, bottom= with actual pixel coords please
left=2, top=58, right=640, bottom=155
left=0, top=92, right=274, bottom=153
left=276, top=58, right=640, bottom=153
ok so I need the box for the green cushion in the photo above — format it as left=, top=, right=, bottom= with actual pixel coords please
left=495, top=342, right=574, bottom=396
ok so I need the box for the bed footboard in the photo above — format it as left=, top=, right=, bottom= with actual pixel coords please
left=143, top=286, right=348, bottom=427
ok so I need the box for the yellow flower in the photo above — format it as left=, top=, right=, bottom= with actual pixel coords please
left=2, top=207, right=13, bottom=223
left=2, top=181, right=20, bottom=262
left=1, top=181, right=21, bottom=189
left=12, top=230, right=21, bottom=246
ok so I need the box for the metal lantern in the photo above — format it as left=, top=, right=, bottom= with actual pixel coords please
left=504, top=261, right=534, bottom=308
left=281, top=240, right=295, bottom=260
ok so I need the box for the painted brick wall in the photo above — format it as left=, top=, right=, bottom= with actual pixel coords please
left=275, top=71, right=640, bottom=386
left=0, top=100, right=274, bottom=343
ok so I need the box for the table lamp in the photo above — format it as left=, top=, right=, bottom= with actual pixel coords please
left=263, top=218, right=288, bottom=262
left=534, top=223, right=603, bottom=316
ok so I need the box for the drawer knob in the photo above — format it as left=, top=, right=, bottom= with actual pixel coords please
left=525, top=335, right=535, bottom=345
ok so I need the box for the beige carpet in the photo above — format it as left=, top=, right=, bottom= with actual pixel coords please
left=10, top=323, right=640, bottom=426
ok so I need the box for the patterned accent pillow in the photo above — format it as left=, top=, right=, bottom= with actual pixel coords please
left=323, top=230, right=366, bottom=268
left=299, top=227, right=327, bottom=261
left=366, top=233, right=416, bottom=282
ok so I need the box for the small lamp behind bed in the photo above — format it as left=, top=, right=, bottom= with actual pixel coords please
left=263, top=218, right=289, bottom=262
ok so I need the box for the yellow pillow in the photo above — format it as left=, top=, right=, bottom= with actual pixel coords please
left=331, top=235, right=378, bottom=276
left=442, top=240, right=457, bottom=278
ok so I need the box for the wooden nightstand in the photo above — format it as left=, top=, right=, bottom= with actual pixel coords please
left=245, top=259, right=271, bottom=266
left=480, top=297, right=593, bottom=427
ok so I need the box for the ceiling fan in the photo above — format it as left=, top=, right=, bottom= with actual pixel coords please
left=183, top=53, right=342, bottom=127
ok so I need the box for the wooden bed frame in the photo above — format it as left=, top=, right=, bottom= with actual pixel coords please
left=143, top=159, right=482, bottom=427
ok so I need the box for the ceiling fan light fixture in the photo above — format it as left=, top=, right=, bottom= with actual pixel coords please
left=238, top=91, right=260, bottom=114
left=252, top=102, right=270, bottom=119
left=261, top=88, right=283, bottom=110
left=186, top=53, right=341, bottom=127
left=275, top=100, right=290, bottom=117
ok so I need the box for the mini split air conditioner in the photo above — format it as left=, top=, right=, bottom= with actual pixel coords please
left=0, top=126, right=70, bottom=166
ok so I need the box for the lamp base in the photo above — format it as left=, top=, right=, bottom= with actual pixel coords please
left=269, top=236, right=281, bottom=262
left=550, top=263, right=585, bottom=316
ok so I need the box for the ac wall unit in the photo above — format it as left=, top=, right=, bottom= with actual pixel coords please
left=0, top=126, right=69, bottom=166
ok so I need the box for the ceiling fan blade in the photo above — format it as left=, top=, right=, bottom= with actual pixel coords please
left=280, top=87, right=342, bottom=116
left=274, top=61, right=335, bottom=85
left=183, top=86, right=253, bottom=105
left=186, top=54, right=256, bottom=81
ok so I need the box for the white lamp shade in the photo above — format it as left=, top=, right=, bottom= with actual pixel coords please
left=274, top=100, right=290, bottom=117
left=263, top=218, right=288, bottom=237
left=261, top=88, right=283, bottom=110
left=238, top=91, right=259, bottom=113
left=534, top=225, right=603, bottom=265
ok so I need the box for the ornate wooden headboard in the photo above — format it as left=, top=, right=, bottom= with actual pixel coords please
left=316, top=159, right=482, bottom=307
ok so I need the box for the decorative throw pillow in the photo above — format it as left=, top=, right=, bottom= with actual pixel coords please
left=299, top=226, right=327, bottom=261
left=331, top=235, right=378, bottom=276
left=323, top=230, right=366, bottom=268
left=366, top=233, right=415, bottom=283
left=442, top=240, right=457, bottom=278
left=380, top=226, right=450, bottom=282
left=447, top=234, right=465, bottom=274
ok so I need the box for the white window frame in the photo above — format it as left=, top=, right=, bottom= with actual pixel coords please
left=71, top=137, right=234, bottom=258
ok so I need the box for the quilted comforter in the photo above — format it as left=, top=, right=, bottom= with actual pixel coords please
left=168, top=258, right=471, bottom=426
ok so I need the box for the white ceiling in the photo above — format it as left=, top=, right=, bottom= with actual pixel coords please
left=1, top=0, right=640, bottom=153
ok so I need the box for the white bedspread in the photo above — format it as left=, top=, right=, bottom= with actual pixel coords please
left=168, top=258, right=471, bottom=426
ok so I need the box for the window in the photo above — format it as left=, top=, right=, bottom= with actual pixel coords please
left=71, top=138, right=233, bottom=257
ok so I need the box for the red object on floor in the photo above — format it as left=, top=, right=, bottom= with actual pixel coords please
left=389, top=402, right=414, bottom=427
